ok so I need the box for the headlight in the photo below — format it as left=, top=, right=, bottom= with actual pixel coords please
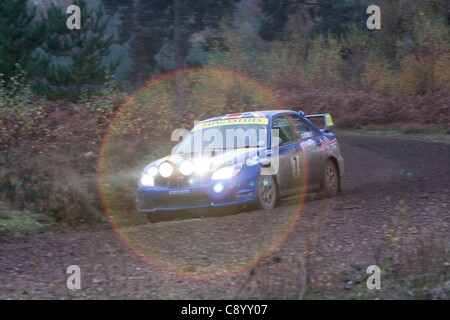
left=140, top=174, right=155, bottom=186
left=194, top=158, right=211, bottom=175
left=159, top=162, right=173, bottom=178
left=211, top=163, right=243, bottom=180
left=179, top=160, right=194, bottom=176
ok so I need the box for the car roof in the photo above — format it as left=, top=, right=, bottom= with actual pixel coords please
left=203, top=110, right=300, bottom=122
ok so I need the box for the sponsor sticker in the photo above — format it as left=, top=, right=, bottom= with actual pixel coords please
left=246, top=155, right=260, bottom=166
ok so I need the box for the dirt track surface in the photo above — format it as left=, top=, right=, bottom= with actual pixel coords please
left=1, top=133, right=449, bottom=299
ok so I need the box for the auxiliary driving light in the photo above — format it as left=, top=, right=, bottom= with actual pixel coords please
left=159, top=162, right=174, bottom=178
left=146, top=166, right=158, bottom=177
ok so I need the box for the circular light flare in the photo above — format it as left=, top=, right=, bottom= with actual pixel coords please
left=97, top=67, right=315, bottom=280
left=159, top=162, right=174, bottom=178
left=179, top=160, right=194, bottom=176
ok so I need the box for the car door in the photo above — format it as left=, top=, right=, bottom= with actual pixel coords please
left=287, top=115, right=326, bottom=190
left=272, top=116, right=301, bottom=193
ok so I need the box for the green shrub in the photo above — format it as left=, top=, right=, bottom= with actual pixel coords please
left=0, top=201, right=52, bottom=236
left=0, top=70, right=45, bottom=164
left=0, top=76, right=124, bottom=225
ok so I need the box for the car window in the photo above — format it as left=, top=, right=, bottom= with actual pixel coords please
left=288, top=115, right=316, bottom=140
left=272, top=116, right=297, bottom=144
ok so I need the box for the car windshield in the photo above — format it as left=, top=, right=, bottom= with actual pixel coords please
left=174, top=118, right=269, bottom=154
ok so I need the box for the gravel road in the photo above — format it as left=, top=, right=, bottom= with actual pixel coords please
left=1, top=133, right=449, bottom=299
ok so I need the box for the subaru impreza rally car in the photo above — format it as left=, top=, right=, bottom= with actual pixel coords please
left=138, top=110, right=344, bottom=220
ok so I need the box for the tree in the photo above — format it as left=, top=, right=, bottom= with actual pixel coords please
left=308, top=0, right=366, bottom=37
left=397, top=3, right=450, bottom=95
left=102, top=0, right=239, bottom=83
left=0, top=0, right=46, bottom=82
left=41, top=0, right=118, bottom=100
left=258, top=0, right=295, bottom=41
left=259, top=0, right=366, bottom=41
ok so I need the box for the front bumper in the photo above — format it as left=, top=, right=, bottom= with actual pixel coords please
left=137, top=171, right=259, bottom=212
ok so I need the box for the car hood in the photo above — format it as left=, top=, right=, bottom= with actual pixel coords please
left=144, top=147, right=263, bottom=173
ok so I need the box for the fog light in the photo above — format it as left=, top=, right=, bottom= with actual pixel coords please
left=213, top=183, right=224, bottom=193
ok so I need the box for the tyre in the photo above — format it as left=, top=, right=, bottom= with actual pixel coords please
left=319, top=159, right=340, bottom=198
left=256, top=175, right=278, bottom=210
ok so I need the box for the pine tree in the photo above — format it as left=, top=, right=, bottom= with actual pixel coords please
left=102, top=0, right=239, bottom=83
left=0, top=0, right=46, bottom=82
left=259, top=0, right=366, bottom=41
left=41, top=0, right=118, bottom=100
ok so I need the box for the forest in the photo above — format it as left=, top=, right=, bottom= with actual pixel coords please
left=0, top=0, right=449, bottom=228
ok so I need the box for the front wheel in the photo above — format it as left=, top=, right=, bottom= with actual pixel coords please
left=256, top=175, right=279, bottom=210
left=319, top=159, right=340, bottom=198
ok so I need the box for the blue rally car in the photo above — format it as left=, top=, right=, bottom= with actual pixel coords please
left=138, top=110, right=344, bottom=221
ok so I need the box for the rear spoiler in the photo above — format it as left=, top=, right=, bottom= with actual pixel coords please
left=303, top=113, right=335, bottom=132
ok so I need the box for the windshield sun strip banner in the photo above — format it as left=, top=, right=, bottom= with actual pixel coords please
left=192, top=118, right=269, bottom=131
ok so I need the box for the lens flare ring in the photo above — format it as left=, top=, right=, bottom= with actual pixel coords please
left=97, top=67, right=334, bottom=280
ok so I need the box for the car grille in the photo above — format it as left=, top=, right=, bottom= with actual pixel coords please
left=155, top=172, right=210, bottom=188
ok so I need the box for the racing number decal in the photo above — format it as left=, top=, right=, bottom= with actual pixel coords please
left=291, top=154, right=300, bottom=178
